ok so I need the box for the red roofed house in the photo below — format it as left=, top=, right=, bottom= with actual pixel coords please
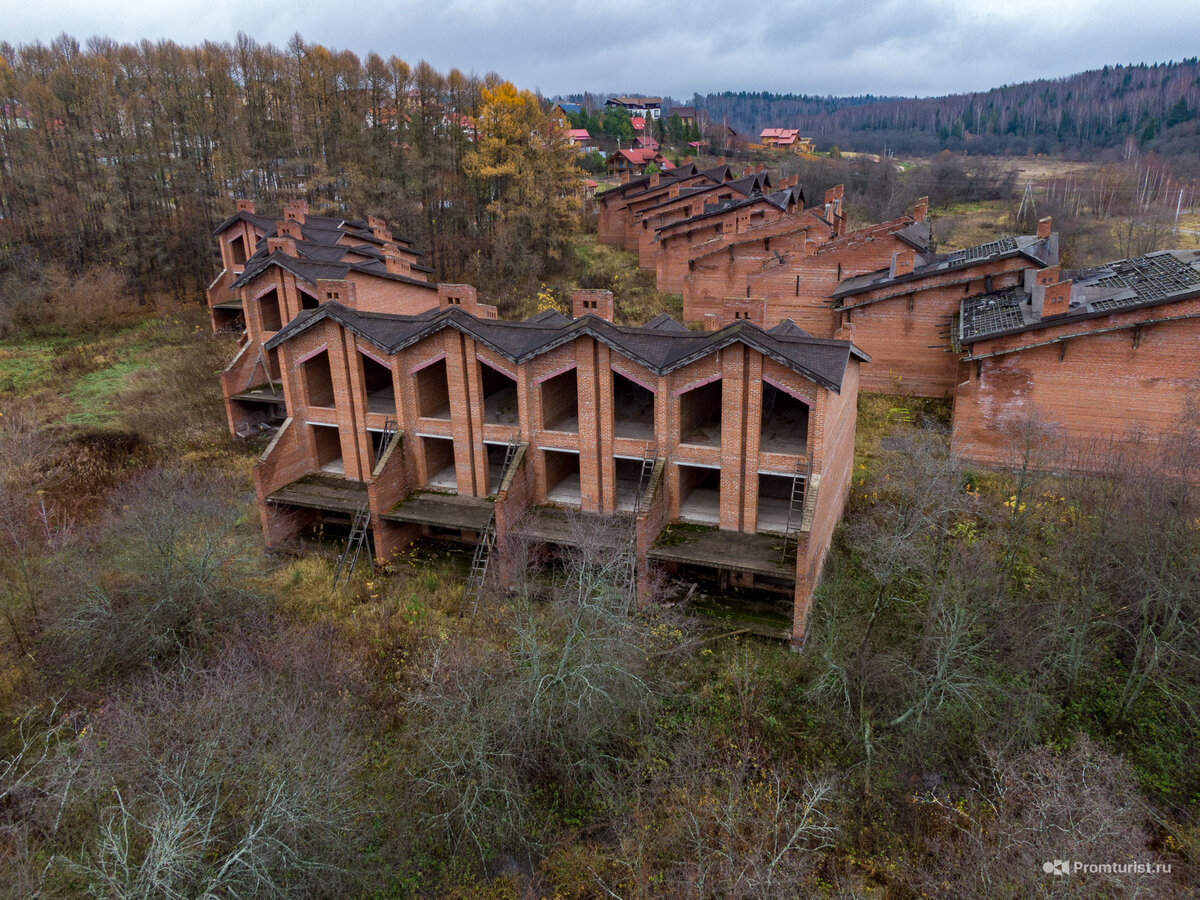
left=607, top=148, right=671, bottom=176
left=760, top=128, right=814, bottom=153
left=567, top=128, right=593, bottom=148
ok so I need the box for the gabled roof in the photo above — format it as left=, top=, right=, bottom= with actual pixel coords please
left=639, top=171, right=777, bottom=217
left=655, top=184, right=802, bottom=238
left=610, top=148, right=663, bottom=165
left=592, top=162, right=720, bottom=206
left=608, top=97, right=662, bottom=107
left=267, top=303, right=868, bottom=392
left=231, top=246, right=437, bottom=292
left=959, top=249, right=1200, bottom=347
left=833, top=232, right=1056, bottom=302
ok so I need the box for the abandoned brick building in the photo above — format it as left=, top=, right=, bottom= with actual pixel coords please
left=827, top=218, right=1059, bottom=396
left=677, top=197, right=1063, bottom=399
left=597, top=161, right=736, bottom=250
left=249, top=286, right=867, bottom=645
left=951, top=249, right=1200, bottom=469
left=680, top=194, right=925, bottom=332
left=207, top=199, right=442, bottom=437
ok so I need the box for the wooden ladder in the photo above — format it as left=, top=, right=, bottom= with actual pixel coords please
left=780, top=457, right=808, bottom=563
left=460, top=437, right=520, bottom=617
left=332, top=501, right=371, bottom=591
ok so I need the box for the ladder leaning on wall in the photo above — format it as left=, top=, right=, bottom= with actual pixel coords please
left=459, top=437, right=520, bottom=617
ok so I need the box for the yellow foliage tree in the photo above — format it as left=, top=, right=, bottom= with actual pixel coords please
left=465, top=81, right=581, bottom=282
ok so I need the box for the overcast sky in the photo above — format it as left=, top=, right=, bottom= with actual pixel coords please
left=6, top=0, right=1199, bottom=99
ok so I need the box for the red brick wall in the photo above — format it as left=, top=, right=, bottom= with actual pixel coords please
left=253, top=311, right=858, bottom=625
left=951, top=300, right=1200, bottom=471
left=685, top=217, right=918, bottom=336
left=348, top=274, right=439, bottom=315
left=253, top=418, right=318, bottom=546
left=840, top=258, right=1027, bottom=397
left=792, top=359, right=859, bottom=643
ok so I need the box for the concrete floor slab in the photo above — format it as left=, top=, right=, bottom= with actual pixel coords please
left=648, top=525, right=795, bottom=582
left=546, top=473, right=581, bottom=507
left=268, top=473, right=367, bottom=513
left=679, top=487, right=720, bottom=525
left=382, top=492, right=493, bottom=531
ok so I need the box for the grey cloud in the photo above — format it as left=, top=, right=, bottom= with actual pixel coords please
left=5, top=0, right=1199, bottom=99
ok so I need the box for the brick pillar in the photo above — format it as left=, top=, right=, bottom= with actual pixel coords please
left=443, top=333, right=472, bottom=495
left=347, top=332, right=380, bottom=481
left=576, top=339, right=602, bottom=512
left=594, top=343, right=617, bottom=513
left=742, top=353, right=764, bottom=532
left=719, top=345, right=747, bottom=531
left=791, top=534, right=815, bottom=649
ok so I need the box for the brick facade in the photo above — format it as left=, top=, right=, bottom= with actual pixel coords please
left=208, top=200, right=438, bottom=437
left=952, top=290, right=1200, bottom=471
left=253, top=294, right=865, bottom=645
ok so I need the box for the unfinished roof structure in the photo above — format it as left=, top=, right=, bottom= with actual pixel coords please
left=952, top=249, right=1200, bottom=470
left=958, top=250, right=1200, bottom=345
left=834, top=232, right=1058, bottom=305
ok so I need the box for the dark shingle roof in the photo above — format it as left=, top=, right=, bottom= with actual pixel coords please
left=958, top=249, right=1200, bottom=345
left=833, top=231, right=1055, bottom=301
left=267, top=304, right=867, bottom=393
left=231, top=247, right=436, bottom=292
left=655, top=184, right=802, bottom=237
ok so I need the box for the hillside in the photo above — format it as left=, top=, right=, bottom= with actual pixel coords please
left=698, top=59, right=1200, bottom=158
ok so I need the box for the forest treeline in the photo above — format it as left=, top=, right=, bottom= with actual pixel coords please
left=699, top=60, right=1200, bottom=160
left=0, top=34, right=581, bottom=304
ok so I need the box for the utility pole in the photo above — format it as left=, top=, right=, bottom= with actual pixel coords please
left=1017, top=180, right=1035, bottom=225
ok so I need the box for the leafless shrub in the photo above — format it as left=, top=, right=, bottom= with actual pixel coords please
left=43, top=466, right=264, bottom=680
left=0, top=627, right=369, bottom=899
left=404, top=511, right=696, bottom=862
left=591, top=728, right=839, bottom=900
left=907, top=737, right=1182, bottom=898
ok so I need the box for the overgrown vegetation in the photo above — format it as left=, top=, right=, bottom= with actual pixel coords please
left=3, top=344, right=1197, bottom=895
left=0, top=35, right=583, bottom=315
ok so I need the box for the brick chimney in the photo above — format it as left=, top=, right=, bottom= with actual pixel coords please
left=1037, top=216, right=1053, bottom=240
left=276, top=219, right=303, bottom=240
left=315, top=278, right=356, bottom=307
left=382, top=243, right=411, bottom=277
left=1031, top=266, right=1072, bottom=318
left=282, top=200, right=307, bottom=224
left=834, top=319, right=856, bottom=343
left=913, top=196, right=929, bottom=223
left=620, top=172, right=631, bottom=185
left=366, top=215, right=386, bottom=230
left=649, top=172, right=660, bottom=188
left=266, top=236, right=297, bottom=257
left=572, top=289, right=614, bottom=321
left=1042, top=280, right=1072, bottom=317
left=235, top=199, right=255, bottom=213
left=722, top=296, right=765, bottom=327
left=889, top=250, right=916, bottom=279
left=438, top=283, right=478, bottom=312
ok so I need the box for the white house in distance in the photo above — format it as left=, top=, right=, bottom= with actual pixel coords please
left=606, top=96, right=663, bottom=120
